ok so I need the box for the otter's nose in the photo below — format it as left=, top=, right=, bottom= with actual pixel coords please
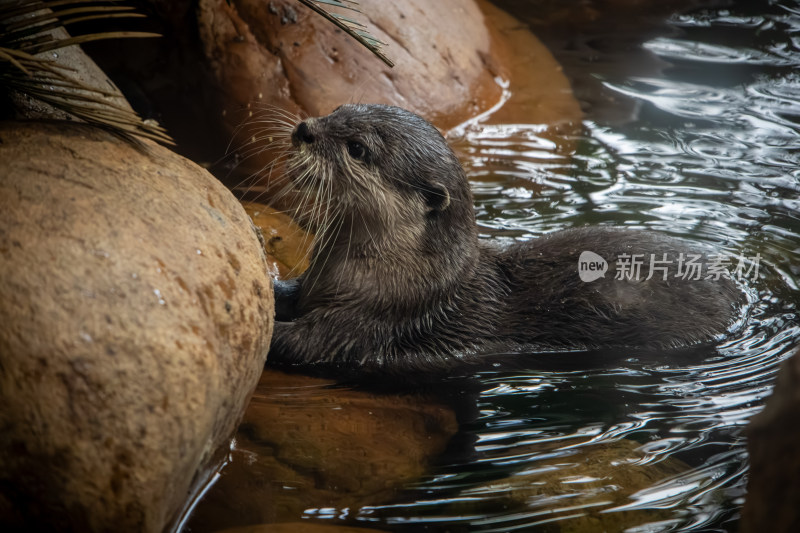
left=291, top=121, right=315, bottom=147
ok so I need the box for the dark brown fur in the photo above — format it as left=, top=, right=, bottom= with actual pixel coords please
left=268, top=104, right=747, bottom=376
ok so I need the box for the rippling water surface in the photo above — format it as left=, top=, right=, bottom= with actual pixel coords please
left=185, top=1, right=800, bottom=531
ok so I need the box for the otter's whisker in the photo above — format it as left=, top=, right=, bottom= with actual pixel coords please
left=334, top=219, right=354, bottom=298
left=249, top=102, right=304, bottom=123
left=306, top=215, right=345, bottom=295
left=231, top=153, right=287, bottom=202
left=356, top=210, right=380, bottom=260
left=226, top=113, right=295, bottom=156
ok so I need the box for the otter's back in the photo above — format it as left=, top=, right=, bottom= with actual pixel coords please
left=497, top=227, right=747, bottom=350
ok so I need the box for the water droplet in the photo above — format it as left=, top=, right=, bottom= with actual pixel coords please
left=52, top=52, right=58, bottom=59
left=154, top=288, right=166, bottom=305
left=196, top=249, right=203, bottom=255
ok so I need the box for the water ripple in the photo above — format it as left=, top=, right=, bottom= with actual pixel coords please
left=363, top=1, right=800, bottom=531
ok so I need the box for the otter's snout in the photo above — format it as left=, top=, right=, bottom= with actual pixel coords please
left=291, top=121, right=315, bottom=147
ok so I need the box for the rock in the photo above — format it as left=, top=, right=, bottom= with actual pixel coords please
left=741, top=347, right=800, bottom=533
left=0, top=121, right=274, bottom=532
left=446, top=438, right=688, bottom=532
left=184, top=369, right=458, bottom=531
left=198, top=0, right=504, bottom=131
left=475, top=0, right=582, bottom=130
left=196, top=0, right=582, bottom=130
left=241, top=201, right=310, bottom=279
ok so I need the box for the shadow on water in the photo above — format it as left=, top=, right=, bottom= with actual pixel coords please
left=184, top=0, right=800, bottom=531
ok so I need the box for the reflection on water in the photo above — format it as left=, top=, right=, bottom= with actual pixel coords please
left=186, top=0, right=800, bottom=531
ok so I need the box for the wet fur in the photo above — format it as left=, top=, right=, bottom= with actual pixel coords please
left=267, top=104, right=746, bottom=377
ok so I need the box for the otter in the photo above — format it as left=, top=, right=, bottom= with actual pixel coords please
left=267, top=104, right=747, bottom=377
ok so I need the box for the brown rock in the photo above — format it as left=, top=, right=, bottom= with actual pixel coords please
left=476, top=0, right=582, bottom=130
left=242, top=201, right=310, bottom=279
left=201, top=0, right=582, bottom=130
left=184, top=370, right=458, bottom=531
left=198, top=0, right=504, bottom=131
left=742, top=347, right=800, bottom=533
left=447, top=438, right=688, bottom=532
left=0, top=121, right=274, bottom=532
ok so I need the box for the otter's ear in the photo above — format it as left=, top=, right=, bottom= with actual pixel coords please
left=425, top=182, right=451, bottom=212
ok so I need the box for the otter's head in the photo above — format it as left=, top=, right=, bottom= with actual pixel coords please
left=285, top=104, right=477, bottom=257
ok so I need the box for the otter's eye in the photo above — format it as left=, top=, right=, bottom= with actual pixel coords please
left=347, top=140, right=367, bottom=160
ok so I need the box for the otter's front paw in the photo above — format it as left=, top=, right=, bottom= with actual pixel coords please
left=273, top=278, right=301, bottom=321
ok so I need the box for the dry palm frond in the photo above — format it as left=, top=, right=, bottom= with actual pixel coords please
left=296, top=0, right=392, bottom=67
left=1, top=0, right=173, bottom=145
left=228, top=0, right=393, bottom=67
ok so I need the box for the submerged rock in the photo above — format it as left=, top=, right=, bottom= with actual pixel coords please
left=446, top=438, right=688, bottom=532
left=0, top=121, right=273, bottom=532
left=742, top=347, right=800, bottom=533
left=184, top=369, right=458, bottom=531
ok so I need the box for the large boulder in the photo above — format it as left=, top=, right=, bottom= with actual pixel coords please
left=0, top=121, right=274, bottom=532
left=197, top=0, right=506, bottom=129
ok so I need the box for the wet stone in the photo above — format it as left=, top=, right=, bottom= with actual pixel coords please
left=0, top=121, right=274, bottom=532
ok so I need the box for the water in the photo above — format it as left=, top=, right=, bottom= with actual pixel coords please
left=184, top=1, right=800, bottom=531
